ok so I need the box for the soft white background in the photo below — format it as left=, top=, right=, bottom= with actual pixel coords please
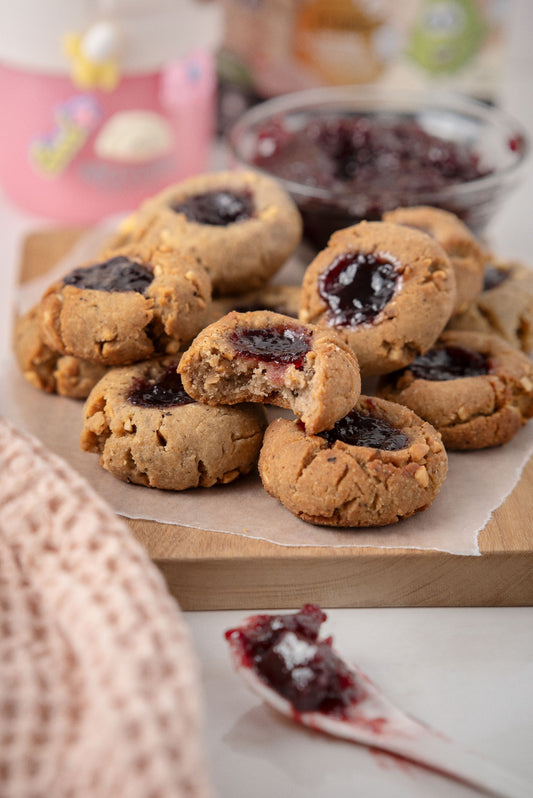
left=1, top=1, right=533, bottom=795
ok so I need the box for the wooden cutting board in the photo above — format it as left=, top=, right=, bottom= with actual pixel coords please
left=17, top=228, right=533, bottom=610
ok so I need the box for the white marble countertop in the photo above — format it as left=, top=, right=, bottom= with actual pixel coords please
left=1, top=1, right=533, bottom=796
left=190, top=606, right=533, bottom=797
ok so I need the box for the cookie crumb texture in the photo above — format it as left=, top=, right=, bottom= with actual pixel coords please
left=208, top=284, right=301, bottom=325
left=258, top=396, right=448, bottom=527
left=108, top=170, right=303, bottom=296
left=446, top=258, right=533, bottom=353
left=299, top=221, right=456, bottom=377
left=13, top=305, right=108, bottom=398
left=81, top=358, right=267, bottom=490
left=378, top=330, right=533, bottom=450
left=178, top=310, right=361, bottom=435
left=383, top=205, right=485, bottom=315
left=38, top=250, right=211, bottom=366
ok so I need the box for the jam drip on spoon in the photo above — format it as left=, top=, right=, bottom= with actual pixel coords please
left=318, top=409, right=409, bottom=451
left=230, top=325, right=312, bottom=368
left=225, top=605, right=361, bottom=716
left=225, top=605, right=533, bottom=794
left=318, top=252, right=398, bottom=327
left=127, top=366, right=194, bottom=408
left=170, top=189, right=254, bottom=226
left=483, top=266, right=509, bottom=292
left=63, top=256, right=154, bottom=294
left=408, top=345, right=490, bottom=381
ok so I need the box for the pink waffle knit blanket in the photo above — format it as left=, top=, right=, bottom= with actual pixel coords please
left=0, top=416, right=212, bottom=798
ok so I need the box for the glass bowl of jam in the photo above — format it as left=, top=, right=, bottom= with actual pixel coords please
left=227, top=86, right=529, bottom=250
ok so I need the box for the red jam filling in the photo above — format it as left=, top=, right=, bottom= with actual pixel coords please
left=252, top=116, right=490, bottom=248
left=230, top=325, right=311, bottom=368
left=62, top=255, right=153, bottom=294
left=225, top=605, right=361, bottom=716
left=318, top=252, right=398, bottom=327
left=170, top=189, right=254, bottom=226
left=317, top=409, right=409, bottom=451
left=127, top=366, right=194, bottom=408
left=408, top=345, right=490, bottom=381
left=483, top=266, right=509, bottom=292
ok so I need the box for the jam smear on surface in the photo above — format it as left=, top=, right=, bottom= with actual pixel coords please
left=409, top=345, right=490, bottom=381
left=318, top=409, right=409, bottom=451
left=170, top=189, right=254, bottom=226
left=225, top=605, right=362, bottom=716
left=318, top=252, right=398, bottom=327
left=483, top=266, right=509, bottom=292
left=63, top=256, right=153, bottom=294
left=127, top=365, right=194, bottom=408
left=508, top=134, right=525, bottom=155
left=230, top=325, right=311, bottom=368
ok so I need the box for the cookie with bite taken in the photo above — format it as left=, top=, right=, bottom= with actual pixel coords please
left=178, top=310, right=361, bottom=435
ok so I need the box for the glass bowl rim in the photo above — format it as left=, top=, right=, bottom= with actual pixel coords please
left=226, top=85, right=530, bottom=203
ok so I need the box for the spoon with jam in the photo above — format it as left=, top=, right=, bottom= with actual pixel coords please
left=225, top=605, right=531, bottom=798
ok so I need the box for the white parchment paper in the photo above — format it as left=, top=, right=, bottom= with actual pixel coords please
left=2, top=361, right=533, bottom=555
left=6, top=222, right=533, bottom=556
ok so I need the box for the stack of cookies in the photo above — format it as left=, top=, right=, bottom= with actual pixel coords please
left=13, top=169, right=533, bottom=529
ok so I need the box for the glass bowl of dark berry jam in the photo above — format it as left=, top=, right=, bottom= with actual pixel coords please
left=227, top=86, right=529, bottom=250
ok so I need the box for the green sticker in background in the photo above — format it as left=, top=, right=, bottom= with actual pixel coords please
left=407, top=0, right=487, bottom=74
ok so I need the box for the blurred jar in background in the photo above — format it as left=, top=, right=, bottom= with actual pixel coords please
left=0, top=0, right=221, bottom=222
left=217, top=0, right=509, bottom=132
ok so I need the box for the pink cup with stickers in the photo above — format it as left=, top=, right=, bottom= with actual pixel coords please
left=0, top=0, right=220, bottom=223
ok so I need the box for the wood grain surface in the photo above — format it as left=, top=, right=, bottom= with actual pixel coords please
left=17, top=228, right=533, bottom=609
